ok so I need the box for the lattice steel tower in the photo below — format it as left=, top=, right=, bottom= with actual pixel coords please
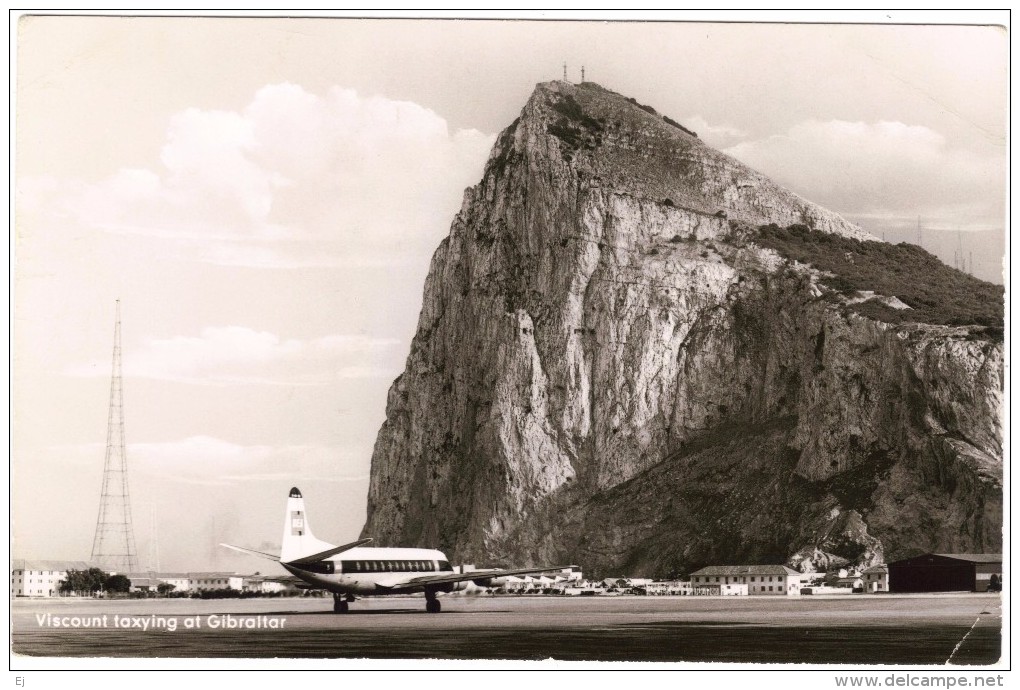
left=91, top=300, right=139, bottom=572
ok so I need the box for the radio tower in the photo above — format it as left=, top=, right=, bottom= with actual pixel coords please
left=91, top=300, right=139, bottom=572
left=148, top=504, right=160, bottom=572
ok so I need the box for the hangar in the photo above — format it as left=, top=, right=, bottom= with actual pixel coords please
left=887, top=553, right=1002, bottom=593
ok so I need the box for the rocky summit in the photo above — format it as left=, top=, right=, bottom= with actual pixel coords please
left=360, top=81, right=1003, bottom=576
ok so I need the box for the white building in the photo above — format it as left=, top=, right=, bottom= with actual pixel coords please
left=128, top=577, right=164, bottom=593
left=644, top=581, right=692, bottom=595
left=690, top=565, right=803, bottom=595
left=559, top=566, right=583, bottom=582
left=862, top=565, right=889, bottom=593
left=188, top=573, right=244, bottom=591
left=241, top=575, right=296, bottom=594
left=11, top=560, right=95, bottom=597
left=156, top=573, right=191, bottom=593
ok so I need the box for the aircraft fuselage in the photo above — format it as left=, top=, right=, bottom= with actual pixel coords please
left=281, top=546, right=465, bottom=595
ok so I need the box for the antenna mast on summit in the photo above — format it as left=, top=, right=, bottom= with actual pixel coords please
left=581, top=66, right=585, bottom=82
left=563, top=63, right=568, bottom=82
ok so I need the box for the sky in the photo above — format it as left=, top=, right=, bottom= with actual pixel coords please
left=12, top=13, right=1008, bottom=573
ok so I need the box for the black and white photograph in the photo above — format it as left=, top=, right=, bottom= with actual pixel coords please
left=9, top=11, right=1008, bottom=677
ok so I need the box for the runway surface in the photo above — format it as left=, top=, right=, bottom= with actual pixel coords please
left=12, top=593, right=1001, bottom=664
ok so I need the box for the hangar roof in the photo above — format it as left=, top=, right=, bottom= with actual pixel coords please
left=691, top=565, right=801, bottom=577
left=934, top=553, right=1002, bottom=563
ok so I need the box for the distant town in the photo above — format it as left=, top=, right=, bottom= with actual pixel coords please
left=12, top=552, right=1002, bottom=600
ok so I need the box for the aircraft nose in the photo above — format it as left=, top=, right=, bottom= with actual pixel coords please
left=289, top=487, right=302, bottom=498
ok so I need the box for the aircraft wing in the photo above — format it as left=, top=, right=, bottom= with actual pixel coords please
left=380, top=566, right=570, bottom=593
left=220, top=544, right=280, bottom=561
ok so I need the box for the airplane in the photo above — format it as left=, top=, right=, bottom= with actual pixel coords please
left=221, top=487, right=568, bottom=613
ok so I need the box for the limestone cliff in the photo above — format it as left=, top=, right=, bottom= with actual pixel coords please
left=361, top=81, right=1003, bottom=577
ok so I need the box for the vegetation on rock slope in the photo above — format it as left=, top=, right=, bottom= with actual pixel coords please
left=755, top=223, right=1003, bottom=339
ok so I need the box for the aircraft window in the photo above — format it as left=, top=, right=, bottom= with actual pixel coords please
left=297, top=561, right=334, bottom=575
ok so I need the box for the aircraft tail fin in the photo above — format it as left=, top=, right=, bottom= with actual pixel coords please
left=280, top=486, right=337, bottom=563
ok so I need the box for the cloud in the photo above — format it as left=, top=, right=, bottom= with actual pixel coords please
left=724, top=119, right=1005, bottom=232
left=69, top=326, right=402, bottom=385
left=21, top=83, right=495, bottom=267
left=681, top=115, right=747, bottom=148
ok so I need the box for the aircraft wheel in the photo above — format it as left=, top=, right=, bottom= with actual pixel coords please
left=426, top=599, right=441, bottom=613
left=333, top=598, right=349, bottom=613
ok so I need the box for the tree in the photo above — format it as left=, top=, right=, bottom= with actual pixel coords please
left=156, top=583, right=176, bottom=596
left=58, top=568, right=108, bottom=596
left=104, top=574, right=132, bottom=593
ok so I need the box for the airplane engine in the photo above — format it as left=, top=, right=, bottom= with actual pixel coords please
left=471, top=576, right=508, bottom=588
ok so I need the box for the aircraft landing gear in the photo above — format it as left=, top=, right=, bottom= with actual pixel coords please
left=333, top=594, right=350, bottom=613
left=425, top=591, right=442, bottom=614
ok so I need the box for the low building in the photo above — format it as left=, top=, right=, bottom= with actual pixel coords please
left=156, top=573, right=191, bottom=593
left=691, top=582, right=748, bottom=596
left=241, top=575, right=297, bottom=594
left=862, top=565, right=889, bottom=593
left=189, top=573, right=244, bottom=591
left=834, top=576, right=864, bottom=591
left=128, top=577, right=163, bottom=593
left=559, top=565, right=584, bottom=583
left=11, top=560, right=95, bottom=597
left=888, top=553, right=1002, bottom=593
left=801, top=586, right=853, bottom=595
left=642, top=581, right=690, bottom=595
left=690, top=565, right=803, bottom=595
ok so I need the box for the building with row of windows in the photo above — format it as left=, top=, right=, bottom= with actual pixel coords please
left=10, top=560, right=295, bottom=598
left=689, top=565, right=803, bottom=595
left=11, top=560, right=95, bottom=597
left=126, top=572, right=296, bottom=594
